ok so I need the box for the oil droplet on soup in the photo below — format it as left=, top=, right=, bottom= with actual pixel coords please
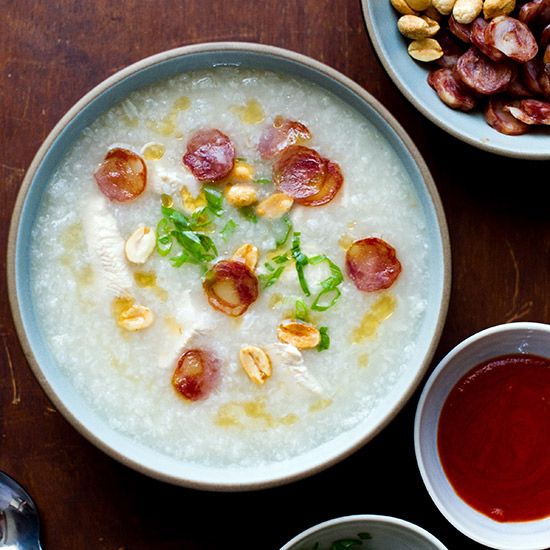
left=358, top=354, right=369, bottom=368
left=215, top=400, right=298, bottom=429
left=134, top=271, right=168, bottom=301
left=351, top=293, right=396, bottom=343
left=309, top=398, right=333, bottom=413
left=147, top=96, right=191, bottom=136
left=180, top=186, right=206, bottom=213
left=231, top=99, right=265, bottom=124
left=142, top=143, right=165, bottom=160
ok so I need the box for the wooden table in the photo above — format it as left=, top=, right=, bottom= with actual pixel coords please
left=1, top=1, right=548, bottom=548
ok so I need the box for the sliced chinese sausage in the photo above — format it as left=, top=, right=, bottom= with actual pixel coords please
left=435, top=30, right=466, bottom=68
left=542, top=24, right=550, bottom=46
left=485, top=16, right=538, bottom=62
left=519, top=0, right=550, bottom=28
left=505, top=99, right=550, bottom=124
left=172, top=349, right=220, bottom=401
left=345, top=238, right=402, bottom=293
left=485, top=98, right=530, bottom=135
left=182, top=129, right=235, bottom=182
left=471, top=18, right=505, bottom=62
left=428, top=68, right=477, bottom=110
left=449, top=15, right=472, bottom=43
left=258, top=116, right=311, bottom=159
left=522, top=57, right=545, bottom=94
left=94, top=148, right=147, bottom=202
left=203, top=260, right=259, bottom=317
left=455, top=48, right=513, bottom=94
left=272, top=145, right=343, bottom=206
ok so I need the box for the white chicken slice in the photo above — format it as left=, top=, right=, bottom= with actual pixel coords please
left=82, top=193, right=132, bottom=297
left=148, top=161, right=200, bottom=197
left=264, top=343, right=325, bottom=396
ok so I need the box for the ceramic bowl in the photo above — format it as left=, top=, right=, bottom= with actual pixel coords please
left=362, top=1, right=550, bottom=159
left=280, top=514, right=448, bottom=550
left=415, top=322, right=550, bottom=549
left=8, top=42, right=450, bottom=490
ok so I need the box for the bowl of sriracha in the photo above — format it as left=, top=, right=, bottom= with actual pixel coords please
left=363, top=0, right=550, bottom=159
left=415, top=322, right=550, bottom=550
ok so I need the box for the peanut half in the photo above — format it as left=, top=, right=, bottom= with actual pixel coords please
left=232, top=243, right=259, bottom=271
left=277, top=320, right=321, bottom=349
left=406, top=0, right=432, bottom=9
left=452, top=0, right=482, bottom=23
left=398, top=14, right=440, bottom=39
left=483, top=0, right=515, bottom=18
left=390, top=0, right=418, bottom=15
left=432, top=0, right=456, bottom=15
left=125, top=226, right=156, bottom=264
left=224, top=184, right=258, bottom=207
left=256, top=192, right=294, bottom=219
left=239, top=345, right=272, bottom=385
left=408, top=38, right=444, bottom=62
left=117, top=303, right=154, bottom=331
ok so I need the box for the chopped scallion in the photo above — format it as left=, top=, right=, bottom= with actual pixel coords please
left=317, top=326, right=330, bottom=352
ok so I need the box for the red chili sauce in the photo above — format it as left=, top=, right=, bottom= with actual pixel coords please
left=437, top=353, right=550, bottom=523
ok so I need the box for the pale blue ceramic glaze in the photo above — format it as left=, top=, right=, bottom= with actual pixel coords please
left=11, top=43, right=450, bottom=490
left=363, top=1, right=550, bottom=159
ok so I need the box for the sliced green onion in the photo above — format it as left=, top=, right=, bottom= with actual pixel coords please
left=239, top=205, right=258, bottom=223
left=254, top=178, right=271, bottom=185
left=156, top=218, right=173, bottom=256
left=203, top=185, right=224, bottom=216
left=295, top=299, right=309, bottom=321
left=317, top=326, right=330, bottom=352
left=259, top=266, right=286, bottom=288
left=221, top=219, right=238, bottom=241
left=291, top=232, right=310, bottom=296
left=311, top=287, right=341, bottom=311
left=275, top=215, right=293, bottom=248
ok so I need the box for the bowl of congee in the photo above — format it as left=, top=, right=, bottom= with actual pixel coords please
left=8, top=42, right=450, bottom=489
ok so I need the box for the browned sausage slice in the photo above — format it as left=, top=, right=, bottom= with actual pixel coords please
left=471, top=18, right=505, bottom=62
left=346, top=238, right=402, bottom=293
left=183, top=129, right=235, bottom=182
left=505, top=99, right=550, bottom=124
left=455, top=48, right=513, bottom=95
left=485, top=98, right=530, bottom=135
left=485, top=16, right=539, bottom=62
left=428, top=68, right=477, bottom=110
left=94, top=148, right=147, bottom=202
left=449, top=15, right=472, bottom=43
left=435, top=30, right=466, bottom=68
left=258, top=116, right=311, bottom=159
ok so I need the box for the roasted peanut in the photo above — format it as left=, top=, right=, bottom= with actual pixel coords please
left=408, top=38, right=444, bottom=61
left=423, top=5, right=443, bottom=20
left=390, top=0, right=418, bottom=15
left=232, top=243, right=259, bottom=271
left=239, top=345, right=272, bottom=384
left=224, top=184, right=258, bottom=207
left=432, top=0, right=456, bottom=14
left=256, top=193, right=293, bottom=219
left=483, top=0, right=515, bottom=18
left=406, top=0, right=432, bottom=9
left=117, top=303, right=154, bottom=331
left=452, top=0, right=482, bottom=23
left=125, top=226, right=156, bottom=264
left=277, top=320, right=321, bottom=349
left=398, top=14, right=439, bottom=39
left=230, top=160, right=255, bottom=182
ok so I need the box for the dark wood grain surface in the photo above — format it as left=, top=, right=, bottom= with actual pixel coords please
left=1, top=1, right=548, bottom=548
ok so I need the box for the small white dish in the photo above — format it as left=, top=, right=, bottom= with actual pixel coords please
left=280, top=514, right=447, bottom=550
left=415, top=322, right=550, bottom=550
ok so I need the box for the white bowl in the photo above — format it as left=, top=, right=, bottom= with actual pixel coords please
left=280, top=514, right=447, bottom=550
left=362, top=1, right=550, bottom=159
left=415, top=322, right=550, bottom=550
left=8, top=42, right=450, bottom=490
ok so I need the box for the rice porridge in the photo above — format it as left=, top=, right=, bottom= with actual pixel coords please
left=31, top=68, right=429, bottom=467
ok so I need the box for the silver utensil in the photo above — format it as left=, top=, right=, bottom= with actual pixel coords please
left=0, top=472, right=42, bottom=549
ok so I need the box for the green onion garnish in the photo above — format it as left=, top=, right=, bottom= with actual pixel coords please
left=239, top=205, right=258, bottom=224
left=220, top=219, right=238, bottom=241
left=291, top=231, right=310, bottom=296
left=295, top=299, right=309, bottom=321
left=317, top=326, right=330, bottom=352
